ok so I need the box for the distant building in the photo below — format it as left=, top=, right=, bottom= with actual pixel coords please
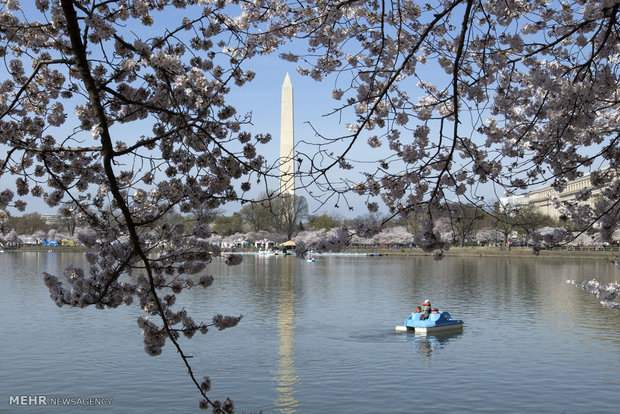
left=498, top=194, right=528, bottom=210
left=41, top=214, right=62, bottom=226
left=255, top=239, right=275, bottom=250
left=499, top=170, right=612, bottom=220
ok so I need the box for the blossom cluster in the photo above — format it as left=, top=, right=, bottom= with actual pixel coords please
left=567, top=279, right=620, bottom=310
left=293, top=227, right=351, bottom=256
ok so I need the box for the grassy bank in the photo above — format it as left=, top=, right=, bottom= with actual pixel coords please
left=338, top=246, right=619, bottom=261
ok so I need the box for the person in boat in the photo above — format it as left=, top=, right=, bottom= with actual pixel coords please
left=413, top=306, right=422, bottom=313
left=420, top=300, right=432, bottom=320
left=431, top=308, right=440, bottom=314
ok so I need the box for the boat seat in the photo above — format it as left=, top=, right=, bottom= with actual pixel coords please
left=409, top=312, right=451, bottom=321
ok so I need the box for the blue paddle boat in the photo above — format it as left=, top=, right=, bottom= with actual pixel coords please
left=395, top=311, right=463, bottom=334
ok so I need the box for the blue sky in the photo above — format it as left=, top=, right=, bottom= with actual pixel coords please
left=225, top=60, right=367, bottom=215
left=3, top=2, right=504, bottom=220
left=4, top=52, right=496, bottom=218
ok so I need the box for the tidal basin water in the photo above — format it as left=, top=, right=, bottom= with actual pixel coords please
left=1, top=252, right=620, bottom=413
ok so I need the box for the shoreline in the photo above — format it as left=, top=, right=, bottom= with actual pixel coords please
left=3, top=245, right=618, bottom=261
left=377, top=247, right=618, bottom=261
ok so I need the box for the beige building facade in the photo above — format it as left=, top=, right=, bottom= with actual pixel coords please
left=503, top=170, right=611, bottom=220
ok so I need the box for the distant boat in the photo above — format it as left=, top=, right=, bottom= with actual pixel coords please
left=306, top=253, right=317, bottom=263
left=256, top=250, right=276, bottom=257
left=303, top=251, right=382, bottom=257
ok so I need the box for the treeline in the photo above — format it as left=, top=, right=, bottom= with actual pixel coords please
left=2, top=197, right=567, bottom=247
left=5, top=212, right=77, bottom=236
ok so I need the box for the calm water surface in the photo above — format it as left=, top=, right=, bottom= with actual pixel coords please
left=1, top=252, right=619, bottom=413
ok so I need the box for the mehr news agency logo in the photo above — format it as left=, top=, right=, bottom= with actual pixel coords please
left=9, top=395, right=112, bottom=407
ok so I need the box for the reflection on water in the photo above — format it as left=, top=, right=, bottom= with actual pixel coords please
left=407, top=332, right=464, bottom=360
left=275, top=259, right=299, bottom=413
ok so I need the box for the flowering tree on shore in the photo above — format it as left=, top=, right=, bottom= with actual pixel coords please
left=2, top=0, right=620, bottom=411
left=1, top=1, right=263, bottom=411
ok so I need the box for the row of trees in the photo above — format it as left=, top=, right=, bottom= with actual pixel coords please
left=211, top=200, right=577, bottom=248
left=220, top=193, right=309, bottom=239
left=2, top=198, right=560, bottom=249
left=4, top=212, right=77, bottom=236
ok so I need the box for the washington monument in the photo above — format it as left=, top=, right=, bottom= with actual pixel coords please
left=279, top=73, right=295, bottom=195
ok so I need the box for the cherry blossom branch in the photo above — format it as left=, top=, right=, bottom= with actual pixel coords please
left=59, top=0, right=222, bottom=410
left=0, top=59, right=70, bottom=119
left=305, top=0, right=464, bottom=181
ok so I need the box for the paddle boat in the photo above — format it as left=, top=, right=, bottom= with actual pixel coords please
left=395, top=311, right=463, bottom=334
left=256, top=249, right=276, bottom=257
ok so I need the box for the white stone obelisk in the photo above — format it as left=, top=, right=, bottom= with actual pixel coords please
left=279, top=73, right=295, bottom=195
